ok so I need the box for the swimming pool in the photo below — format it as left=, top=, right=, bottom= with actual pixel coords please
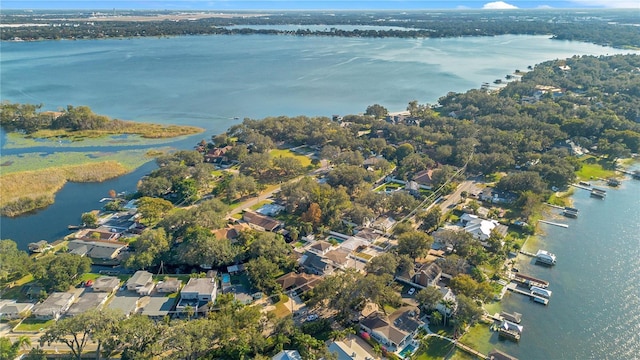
left=222, top=274, right=231, bottom=284
left=398, top=343, right=417, bottom=358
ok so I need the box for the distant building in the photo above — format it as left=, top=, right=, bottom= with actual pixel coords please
left=0, top=302, right=34, bottom=320
left=67, top=240, right=127, bottom=263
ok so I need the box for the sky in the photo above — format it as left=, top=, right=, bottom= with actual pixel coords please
left=2, top=0, right=639, bottom=10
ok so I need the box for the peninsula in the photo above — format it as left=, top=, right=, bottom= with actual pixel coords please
left=0, top=102, right=204, bottom=216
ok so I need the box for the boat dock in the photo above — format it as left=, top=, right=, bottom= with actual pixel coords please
left=538, top=219, right=569, bottom=228
left=511, top=273, right=549, bottom=288
left=506, top=283, right=549, bottom=305
left=519, top=250, right=536, bottom=257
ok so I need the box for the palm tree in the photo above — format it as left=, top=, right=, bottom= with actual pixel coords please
left=0, top=336, right=31, bottom=359
left=440, top=299, right=456, bottom=327
left=431, top=311, right=443, bottom=326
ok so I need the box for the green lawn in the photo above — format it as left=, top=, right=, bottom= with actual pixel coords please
left=270, top=295, right=292, bottom=318
left=249, top=199, right=273, bottom=211
left=576, top=156, right=617, bottom=180
left=458, top=323, right=496, bottom=355
left=270, top=149, right=313, bottom=167
left=414, top=337, right=456, bottom=360
left=14, top=318, right=55, bottom=332
left=79, top=273, right=102, bottom=283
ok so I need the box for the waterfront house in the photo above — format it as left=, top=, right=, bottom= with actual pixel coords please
left=459, top=213, right=508, bottom=244
left=498, top=320, right=523, bottom=341
left=126, top=271, right=154, bottom=293
left=67, top=240, right=127, bottom=263
left=359, top=307, right=424, bottom=352
left=436, top=287, right=458, bottom=317
left=92, top=276, right=121, bottom=293
left=243, top=211, right=283, bottom=232
left=75, top=228, right=121, bottom=242
left=66, top=292, right=109, bottom=316
left=204, top=145, right=232, bottom=163
left=32, top=292, right=76, bottom=320
left=0, top=302, right=34, bottom=320
left=272, top=350, right=303, bottom=360
left=500, top=311, right=522, bottom=324
left=27, top=240, right=50, bottom=253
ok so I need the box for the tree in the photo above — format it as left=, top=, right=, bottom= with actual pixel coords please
left=81, top=212, right=98, bottom=228
left=453, top=295, right=483, bottom=328
left=416, top=286, right=444, bottom=311
left=125, top=228, right=169, bottom=270
left=273, top=156, right=304, bottom=176
left=301, top=203, right=322, bottom=228
left=395, top=143, right=415, bottom=163
left=137, top=197, right=173, bottom=224
left=31, top=253, right=91, bottom=292
left=137, top=176, right=172, bottom=197
left=23, top=347, right=47, bottom=360
left=449, top=274, right=478, bottom=299
left=365, top=253, right=398, bottom=277
left=246, top=256, right=281, bottom=294
left=396, top=231, right=433, bottom=261
left=0, top=239, right=31, bottom=285
left=240, top=152, right=271, bottom=177
left=40, top=310, right=122, bottom=360
left=173, top=178, right=198, bottom=204
left=418, top=208, right=441, bottom=232
left=175, top=226, right=237, bottom=267
left=365, top=104, right=388, bottom=119
left=431, top=311, right=443, bottom=326
left=118, top=315, right=167, bottom=360
left=0, top=336, right=31, bottom=360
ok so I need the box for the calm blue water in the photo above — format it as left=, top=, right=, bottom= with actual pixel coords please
left=0, top=34, right=638, bottom=358
left=494, top=176, right=640, bottom=359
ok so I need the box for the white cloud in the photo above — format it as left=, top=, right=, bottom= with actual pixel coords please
left=482, top=1, right=518, bottom=10
left=537, top=5, right=554, bottom=9
left=569, top=0, right=640, bottom=8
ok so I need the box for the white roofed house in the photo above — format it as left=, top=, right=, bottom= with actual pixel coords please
left=177, top=278, right=217, bottom=315
left=32, top=292, right=76, bottom=320
left=0, top=302, right=34, bottom=320
left=359, top=307, right=424, bottom=352
left=92, top=276, right=121, bottom=293
left=126, top=270, right=155, bottom=295
left=459, top=213, right=507, bottom=246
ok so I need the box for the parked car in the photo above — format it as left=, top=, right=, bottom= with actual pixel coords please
left=306, top=314, right=319, bottom=322
left=408, top=288, right=416, bottom=295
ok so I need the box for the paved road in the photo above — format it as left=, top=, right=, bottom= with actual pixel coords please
left=437, top=178, right=484, bottom=212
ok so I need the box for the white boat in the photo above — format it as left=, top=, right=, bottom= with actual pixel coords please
left=535, top=249, right=556, bottom=265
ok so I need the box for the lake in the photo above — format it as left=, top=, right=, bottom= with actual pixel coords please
left=1, top=33, right=638, bottom=358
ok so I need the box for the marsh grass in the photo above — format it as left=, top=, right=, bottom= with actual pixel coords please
left=0, top=160, right=136, bottom=216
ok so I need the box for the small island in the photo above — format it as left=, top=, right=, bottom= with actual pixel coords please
left=0, top=102, right=204, bottom=216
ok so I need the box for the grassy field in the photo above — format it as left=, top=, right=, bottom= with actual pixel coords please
left=414, top=337, right=456, bottom=360
left=458, top=323, right=497, bottom=355
left=270, top=295, right=292, bottom=318
left=14, top=318, right=55, bottom=332
left=0, top=153, right=147, bottom=216
left=575, top=156, right=617, bottom=180
left=270, top=149, right=313, bottom=167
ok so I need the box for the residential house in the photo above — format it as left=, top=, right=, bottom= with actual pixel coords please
left=478, top=188, right=516, bottom=205
left=92, top=276, right=121, bottom=293
left=32, top=292, right=76, bottom=320
left=371, top=216, right=396, bottom=233
left=156, top=278, right=182, bottom=293
left=309, top=240, right=333, bottom=256
left=414, top=263, right=442, bottom=288
left=436, top=287, right=458, bottom=317
left=328, top=335, right=380, bottom=360
left=243, top=211, right=283, bottom=232
left=412, top=169, right=435, bottom=189
left=300, top=251, right=334, bottom=276
left=139, top=294, right=177, bottom=319
left=211, top=223, right=250, bottom=243
left=67, top=292, right=109, bottom=316
left=227, top=263, right=246, bottom=274
left=459, top=213, right=508, bottom=244
left=276, top=272, right=322, bottom=295
left=204, top=145, right=232, bottom=163
left=126, top=271, right=154, bottom=293
left=324, top=249, right=352, bottom=270
left=108, top=292, right=140, bottom=316
left=27, top=240, right=50, bottom=253
left=75, top=228, right=121, bottom=242
left=67, top=240, right=127, bottom=263
left=272, top=350, right=303, bottom=360
left=177, top=278, right=217, bottom=314
left=353, top=228, right=382, bottom=243
left=0, top=302, right=34, bottom=320
left=359, top=307, right=424, bottom=351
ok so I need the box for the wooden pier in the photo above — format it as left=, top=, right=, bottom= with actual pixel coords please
left=538, top=219, right=569, bottom=228
left=519, top=250, right=536, bottom=257
left=511, top=273, right=549, bottom=288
